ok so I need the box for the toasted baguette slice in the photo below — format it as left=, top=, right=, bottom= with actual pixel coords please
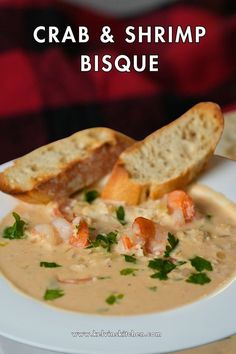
left=216, top=111, right=236, bottom=160
left=102, top=102, right=224, bottom=205
left=0, top=128, right=134, bottom=203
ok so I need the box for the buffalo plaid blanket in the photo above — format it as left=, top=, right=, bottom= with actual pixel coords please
left=0, top=0, right=236, bottom=163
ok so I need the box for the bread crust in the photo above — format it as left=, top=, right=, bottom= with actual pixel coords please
left=101, top=164, right=148, bottom=205
left=0, top=128, right=134, bottom=202
left=102, top=102, right=224, bottom=205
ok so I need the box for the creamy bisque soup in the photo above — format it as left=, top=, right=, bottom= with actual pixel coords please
left=0, top=184, right=236, bottom=315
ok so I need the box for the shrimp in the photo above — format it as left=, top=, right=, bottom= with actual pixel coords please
left=132, top=217, right=168, bottom=256
left=132, top=217, right=156, bottom=241
left=69, top=219, right=89, bottom=248
left=121, top=235, right=133, bottom=250
left=167, top=190, right=195, bottom=224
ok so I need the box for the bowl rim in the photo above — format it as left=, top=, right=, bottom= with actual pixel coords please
left=0, top=155, right=236, bottom=354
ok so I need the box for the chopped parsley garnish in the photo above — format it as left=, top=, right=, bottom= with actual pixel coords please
left=151, top=272, right=168, bottom=280
left=3, top=212, right=27, bottom=240
left=124, top=254, right=137, bottom=263
left=97, top=276, right=111, bottom=280
left=148, top=286, right=157, bottom=292
left=148, top=258, right=176, bottom=280
left=175, top=260, right=187, bottom=266
left=116, top=206, right=126, bottom=225
left=40, top=262, right=62, bottom=268
left=190, top=256, right=213, bottom=272
left=164, top=233, right=179, bottom=257
left=186, top=272, right=211, bottom=285
left=206, top=214, right=212, bottom=220
left=87, top=231, right=118, bottom=252
left=43, top=288, right=64, bottom=301
left=84, top=190, right=99, bottom=203
left=120, top=268, right=138, bottom=276
left=106, top=293, right=124, bottom=305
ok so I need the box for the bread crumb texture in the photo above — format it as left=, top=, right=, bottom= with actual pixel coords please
left=122, top=103, right=223, bottom=183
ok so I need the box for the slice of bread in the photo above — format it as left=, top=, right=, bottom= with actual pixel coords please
left=216, top=111, right=236, bottom=160
left=0, top=128, right=134, bottom=203
left=102, top=102, right=224, bottom=205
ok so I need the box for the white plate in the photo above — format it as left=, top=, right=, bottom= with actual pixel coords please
left=0, top=155, right=236, bottom=354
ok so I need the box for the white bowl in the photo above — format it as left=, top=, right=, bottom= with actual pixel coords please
left=0, top=155, right=236, bottom=354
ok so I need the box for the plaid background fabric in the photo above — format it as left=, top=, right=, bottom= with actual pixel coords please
left=0, top=0, right=235, bottom=163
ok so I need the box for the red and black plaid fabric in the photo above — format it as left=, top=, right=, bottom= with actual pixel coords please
left=0, top=0, right=236, bottom=163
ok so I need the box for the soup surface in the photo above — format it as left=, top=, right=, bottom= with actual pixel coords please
left=0, top=184, right=236, bottom=315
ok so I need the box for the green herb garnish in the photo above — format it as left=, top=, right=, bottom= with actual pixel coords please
left=147, top=286, right=157, bottom=292
left=3, top=212, right=26, bottom=240
left=164, top=233, right=179, bottom=257
left=120, top=268, right=138, bottom=276
left=87, top=231, right=118, bottom=252
left=175, top=260, right=187, bottom=266
left=190, top=256, right=213, bottom=272
left=106, top=293, right=124, bottom=305
left=151, top=272, right=169, bottom=280
left=97, top=276, right=111, bottom=280
left=116, top=206, right=126, bottom=225
left=84, top=190, right=99, bottom=203
left=186, top=272, right=211, bottom=285
left=206, top=214, right=212, bottom=220
left=124, top=254, right=136, bottom=263
left=40, top=262, right=62, bottom=268
left=43, top=288, right=64, bottom=301
left=148, top=258, right=176, bottom=280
